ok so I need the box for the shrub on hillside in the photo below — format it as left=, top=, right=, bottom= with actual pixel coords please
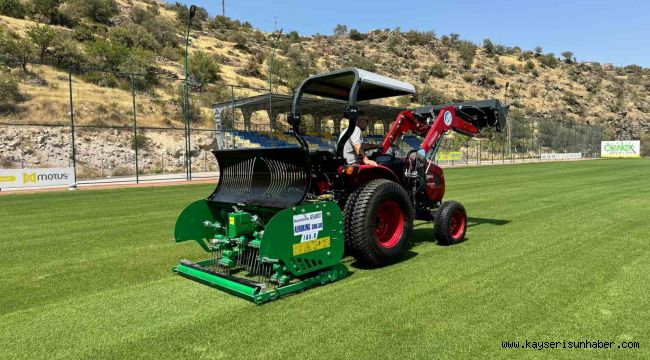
left=131, top=133, right=150, bottom=150
left=227, top=32, right=249, bottom=51
left=519, top=50, right=534, bottom=61
left=525, top=60, right=535, bottom=72
left=497, top=62, right=508, bottom=74
left=457, top=40, right=477, bottom=69
left=160, top=46, right=182, bottom=62
left=71, top=24, right=95, bottom=42
left=142, top=16, right=178, bottom=48
left=285, top=31, right=301, bottom=43
left=0, top=0, right=26, bottom=18
left=349, top=29, right=366, bottom=41
left=28, top=0, right=62, bottom=24
left=274, top=46, right=316, bottom=90
left=109, top=23, right=160, bottom=51
left=333, top=24, right=348, bottom=36
left=118, top=48, right=158, bottom=89
left=562, top=90, right=579, bottom=106
left=417, top=87, right=449, bottom=105
left=475, top=72, right=497, bottom=88
left=237, top=51, right=264, bottom=78
left=131, top=4, right=158, bottom=24
left=81, top=71, right=120, bottom=87
left=210, top=15, right=251, bottom=31
left=344, top=53, right=377, bottom=73
left=404, top=30, right=435, bottom=46
left=0, top=67, right=21, bottom=112
left=82, top=0, right=118, bottom=24
left=428, top=63, right=448, bottom=79
left=27, top=0, right=77, bottom=28
left=538, top=53, right=558, bottom=68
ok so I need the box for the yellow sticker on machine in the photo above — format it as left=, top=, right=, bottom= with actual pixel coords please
left=229, top=216, right=234, bottom=225
left=293, top=236, right=330, bottom=256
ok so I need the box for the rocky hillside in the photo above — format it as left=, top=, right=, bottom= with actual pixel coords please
left=1, top=0, right=649, bottom=137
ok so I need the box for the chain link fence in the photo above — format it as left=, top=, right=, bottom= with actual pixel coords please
left=1, top=61, right=614, bottom=187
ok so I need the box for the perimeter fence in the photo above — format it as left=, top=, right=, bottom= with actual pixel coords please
left=1, top=60, right=611, bottom=186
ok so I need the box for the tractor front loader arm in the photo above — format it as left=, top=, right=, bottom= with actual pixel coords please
left=380, top=110, right=429, bottom=154
left=420, top=106, right=479, bottom=153
left=380, top=106, right=479, bottom=155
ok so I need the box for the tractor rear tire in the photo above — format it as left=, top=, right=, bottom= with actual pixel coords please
left=344, top=179, right=414, bottom=267
left=433, top=201, right=467, bottom=245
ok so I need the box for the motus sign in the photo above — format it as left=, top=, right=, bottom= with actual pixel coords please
left=0, top=167, right=74, bottom=188
left=601, top=141, right=640, bottom=158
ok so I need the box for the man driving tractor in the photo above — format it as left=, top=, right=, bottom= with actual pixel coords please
left=337, top=113, right=380, bottom=166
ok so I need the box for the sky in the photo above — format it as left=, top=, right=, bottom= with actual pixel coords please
left=178, top=0, right=650, bottom=67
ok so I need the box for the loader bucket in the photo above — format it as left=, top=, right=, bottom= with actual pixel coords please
left=209, top=147, right=311, bottom=208
left=416, top=99, right=509, bottom=132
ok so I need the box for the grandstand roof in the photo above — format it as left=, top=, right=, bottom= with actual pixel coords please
left=213, top=93, right=405, bottom=124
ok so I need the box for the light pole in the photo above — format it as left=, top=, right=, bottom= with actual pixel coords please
left=184, top=5, right=197, bottom=180
left=268, top=28, right=283, bottom=132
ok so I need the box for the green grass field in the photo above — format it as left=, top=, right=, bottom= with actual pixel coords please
left=1, top=159, right=649, bottom=359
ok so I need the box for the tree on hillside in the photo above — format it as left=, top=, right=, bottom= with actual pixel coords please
left=119, top=48, right=158, bottom=88
left=561, top=51, right=574, bottom=63
left=0, top=28, right=36, bottom=71
left=483, top=38, right=495, bottom=55
left=50, top=32, right=84, bottom=68
left=175, top=4, right=208, bottom=30
left=534, top=46, right=543, bottom=55
left=333, top=24, right=348, bottom=36
left=188, top=51, right=220, bottom=90
left=85, top=39, right=129, bottom=70
left=27, top=24, right=56, bottom=61
left=0, top=0, right=26, bottom=18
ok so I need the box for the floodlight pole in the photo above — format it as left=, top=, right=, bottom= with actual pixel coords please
left=268, top=28, right=283, bottom=132
left=504, top=82, right=511, bottom=156
left=68, top=67, right=77, bottom=189
left=184, top=5, right=197, bottom=180
left=131, top=75, right=139, bottom=184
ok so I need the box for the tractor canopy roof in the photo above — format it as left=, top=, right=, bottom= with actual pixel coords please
left=291, top=68, right=415, bottom=111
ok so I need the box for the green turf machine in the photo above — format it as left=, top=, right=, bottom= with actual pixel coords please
left=173, top=147, right=348, bottom=304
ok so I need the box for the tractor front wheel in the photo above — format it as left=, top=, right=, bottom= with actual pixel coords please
left=344, top=179, right=414, bottom=267
left=433, top=201, right=467, bottom=245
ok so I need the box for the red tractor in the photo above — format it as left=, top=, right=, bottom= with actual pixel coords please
left=213, top=68, right=507, bottom=268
